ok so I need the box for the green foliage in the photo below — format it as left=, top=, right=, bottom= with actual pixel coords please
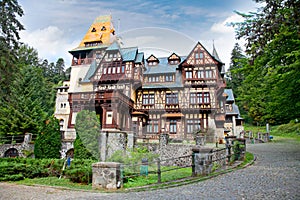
left=231, top=0, right=300, bottom=124
left=34, top=116, right=61, bottom=159
left=0, top=0, right=24, bottom=50
left=0, top=158, right=63, bottom=181
left=0, top=0, right=24, bottom=106
left=74, top=110, right=101, bottom=160
left=0, top=157, right=95, bottom=184
left=226, top=43, right=247, bottom=96
left=108, top=146, right=159, bottom=180
left=108, top=146, right=158, bottom=165
left=73, top=135, right=94, bottom=159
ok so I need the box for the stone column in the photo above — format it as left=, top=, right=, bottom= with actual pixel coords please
left=192, top=147, right=213, bottom=176
left=126, top=131, right=136, bottom=149
left=225, top=136, right=236, bottom=163
left=99, top=131, right=108, bottom=161
left=159, top=133, right=169, bottom=147
left=92, top=162, right=122, bottom=190
left=195, top=136, right=206, bottom=146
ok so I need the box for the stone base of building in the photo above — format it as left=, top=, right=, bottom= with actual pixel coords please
left=99, top=129, right=136, bottom=161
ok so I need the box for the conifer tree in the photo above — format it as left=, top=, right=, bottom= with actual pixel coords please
left=34, top=116, right=61, bottom=159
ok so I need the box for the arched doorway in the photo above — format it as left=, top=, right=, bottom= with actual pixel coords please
left=66, top=148, right=74, bottom=158
left=4, top=148, right=19, bottom=157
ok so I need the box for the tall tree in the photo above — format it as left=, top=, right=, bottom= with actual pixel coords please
left=0, top=0, right=24, bottom=49
left=226, top=43, right=247, bottom=97
left=0, top=64, right=48, bottom=135
left=74, top=110, right=100, bottom=160
left=34, top=116, right=61, bottom=159
left=232, top=0, right=300, bottom=124
left=0, top=0, right=24, bottom=99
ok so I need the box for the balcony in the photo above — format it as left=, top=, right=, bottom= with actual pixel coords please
left=72, top=58, right=95, bottom=66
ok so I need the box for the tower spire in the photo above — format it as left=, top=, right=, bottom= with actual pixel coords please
left=212, top=40, right=221, bottom=61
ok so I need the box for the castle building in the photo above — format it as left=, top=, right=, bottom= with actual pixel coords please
left=54, top=15, right=242, bottom=157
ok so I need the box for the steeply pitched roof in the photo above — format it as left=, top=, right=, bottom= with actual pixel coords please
left=106, top=41, right=120, bottom=51
left=135, top=52, right=144, bottom=63
left=224, top=89, right=235, bottom=102
left=120, top=47, right=138, bottom=61
left=69, top=15, right=116, bottom=53
left=212, top=43, right=221, bottom=62
left=82, top=60, right=98, bottom=83
left=143, top=71, right=183, bottom=89
left=144, top=57, right=186, bottom=75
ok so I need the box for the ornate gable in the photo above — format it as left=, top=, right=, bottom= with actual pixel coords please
left=146, top=54, right=159, bottom=66
left=168, top=53, right=181, bottom=65
left=185, top=42, right=219, bottom=66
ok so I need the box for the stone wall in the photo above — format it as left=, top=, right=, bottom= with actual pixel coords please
left=146, top=143, right=194, bottom=166
left=0, top=133, right=34, bottom=157
left=99, top=130, right=135, bottom=161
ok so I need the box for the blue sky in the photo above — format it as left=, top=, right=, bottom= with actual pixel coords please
left=18, top=0, right=260, bottom=69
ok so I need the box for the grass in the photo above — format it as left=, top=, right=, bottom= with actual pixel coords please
left=15, top=177, right=92, bottom=190
left=12, top=153, right=255, bottom=191
left=240, top=152, right=254, bottom=167
left=123, top=166, right=192, bottom=188
left=244, top=122, right=300, bottom=142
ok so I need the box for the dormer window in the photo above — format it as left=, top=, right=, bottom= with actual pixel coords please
left=148, top=62, right=158, bottom=66
left=168, top=53, right=181, bottom=65
left=169, top=60, right=179, bottom=65
left=91, top=27, right=96, bottom=32
left=101, top=26, right=106, bottom=31
left=146, top=55, right=159, bottom=66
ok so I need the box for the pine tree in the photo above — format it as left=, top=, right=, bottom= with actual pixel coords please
left=34, top=116, right=61, bottom=159
left=226, top=43, right=247, bottom=97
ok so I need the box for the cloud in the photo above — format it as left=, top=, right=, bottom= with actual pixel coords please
left=120, top=27, right=196, bottom=57
left=20, top=26, right=79, bottom=67
left=210, top=14, right=244, bottom=33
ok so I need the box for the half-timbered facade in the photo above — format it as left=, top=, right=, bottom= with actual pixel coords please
left=54, top=15, right=237, bottom=151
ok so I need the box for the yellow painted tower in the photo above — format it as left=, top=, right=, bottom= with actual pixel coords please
left=78, top=15, right=115, bottom=48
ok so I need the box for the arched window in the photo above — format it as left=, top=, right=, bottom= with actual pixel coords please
left=59, top=119, right=64, bottom=131
left=4, top=148, right=19, bottom=157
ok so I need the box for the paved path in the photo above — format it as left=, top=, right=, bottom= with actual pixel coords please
left=1, top=138, right=299, bottom=200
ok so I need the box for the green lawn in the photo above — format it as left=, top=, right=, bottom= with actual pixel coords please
left=16, top=177, right=93, bottom=190
left=244, top=122, right=300, bottom=142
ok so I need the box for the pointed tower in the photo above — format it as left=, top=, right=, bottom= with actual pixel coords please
left=78, top=15, right=116, bottom=47
left=212, top=42, right=221, bottom=62
left=69, top=15, right=117, bottom=66
left=212, top=42, right=225, bottom=76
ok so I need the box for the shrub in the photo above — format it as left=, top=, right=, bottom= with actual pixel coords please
left=0, top=174, right=24, bottom=181
left=0, top=157, right=95, bottom=184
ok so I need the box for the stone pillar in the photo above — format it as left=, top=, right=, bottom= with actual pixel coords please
left=23, top=133, right=32, bottom=144
left=225, top=136, right=236, bottom=163
left=159, top=133, right=169, bottom=147
left=126, top=131, right=136, bottom=149
left=99, top=131, right=108, bottom=161
left=92, top=162, right=122, bottom=190
left=195, top=136, right=206, bottom=146
left=192, top=147, right=213, bottom=176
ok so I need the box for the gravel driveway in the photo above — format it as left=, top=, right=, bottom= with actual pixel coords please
left=1, top=138, right=299, bottom=200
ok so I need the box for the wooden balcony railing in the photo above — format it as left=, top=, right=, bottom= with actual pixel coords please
left=72, top=58, right=95, bottom=66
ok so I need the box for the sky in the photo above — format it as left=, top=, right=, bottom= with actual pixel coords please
left=18, top=0, right=261, bottom=70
